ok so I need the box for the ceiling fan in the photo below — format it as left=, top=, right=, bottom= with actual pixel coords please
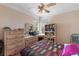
left=38, top=3, right=56, bottom=13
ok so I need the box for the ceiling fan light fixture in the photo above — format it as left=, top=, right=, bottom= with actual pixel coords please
left=38, top=3, right=56, bottom=13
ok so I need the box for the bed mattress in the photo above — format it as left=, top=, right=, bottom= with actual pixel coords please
left=20, top=40, right=64, bottom=56
left=20, top=40, right=79, bottom=56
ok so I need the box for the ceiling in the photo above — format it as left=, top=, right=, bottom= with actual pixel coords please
left=1, top=3, right=79, bottom=21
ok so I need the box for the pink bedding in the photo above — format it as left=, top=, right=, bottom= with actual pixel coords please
left=62, top=44, right=79, bottom=56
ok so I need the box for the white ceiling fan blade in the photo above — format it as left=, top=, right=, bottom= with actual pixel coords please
left=40, top=3, right=45, bottom=7
left=44, top=8, right=50, bottom=13
left=47, top=3, right=56, bottom=7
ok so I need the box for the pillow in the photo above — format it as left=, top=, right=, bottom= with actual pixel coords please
left=62, top=44, right=79, bottom=56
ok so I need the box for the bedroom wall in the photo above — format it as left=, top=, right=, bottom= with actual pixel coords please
left=0, top=5, right=33, bottom=40
left=49, top=10, right=79, bottom=43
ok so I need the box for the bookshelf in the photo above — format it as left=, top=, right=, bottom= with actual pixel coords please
left=45, top=24, right=57, bottom=43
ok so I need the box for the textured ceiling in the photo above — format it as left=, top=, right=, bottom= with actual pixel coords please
left=1, top=3, right=79, bottom=21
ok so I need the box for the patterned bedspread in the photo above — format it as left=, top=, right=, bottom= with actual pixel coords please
left=20, top=40, right=64, bottom=56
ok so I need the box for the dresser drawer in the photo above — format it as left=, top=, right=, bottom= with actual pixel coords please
left=6, top=48, right=18, bottom=56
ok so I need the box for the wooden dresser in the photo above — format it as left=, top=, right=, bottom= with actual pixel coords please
left=25, top=36, right=38, bottom=47
left=25, top=34, right=45, bottom=47
left=4, top=29, right=25, bottom=56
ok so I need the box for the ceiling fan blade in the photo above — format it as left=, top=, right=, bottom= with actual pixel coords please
left=44, top=8, right=50, bottom=13
left=47, top=3, right=56, bottom=7
left=40, top=3, right=45, bottom=7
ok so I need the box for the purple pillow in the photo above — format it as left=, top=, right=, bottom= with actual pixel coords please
left=62, top=44, right=79, bottom=56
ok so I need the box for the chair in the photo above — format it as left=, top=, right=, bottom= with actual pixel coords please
left=71, top=33, right=79, bottom=43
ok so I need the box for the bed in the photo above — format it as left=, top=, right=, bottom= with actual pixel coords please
left=20, top=40, right=63, bottom=56
left=20, top=39, right=79, bottom=56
